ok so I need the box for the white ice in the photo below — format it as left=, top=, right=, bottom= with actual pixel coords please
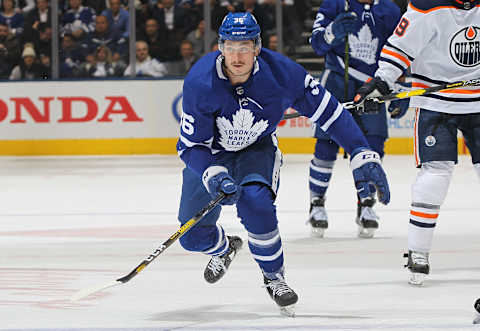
left=1, top=154, right=480, bottom=331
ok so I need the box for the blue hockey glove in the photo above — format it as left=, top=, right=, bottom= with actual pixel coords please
left=388, top=98, right=409, bottom=119
left=324, top=12, right=357, bottom=46
left=350, top=148, right=390, bottom=205
left=353, top=77, right=391, bottom=114
left=202, top=166, right=241, bottom=205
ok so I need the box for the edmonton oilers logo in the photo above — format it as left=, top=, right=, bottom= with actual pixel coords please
left=425, top=135, right=436, bottom=147
left=171, top=92, right=183, bottom=123
left=449, top=26, right=480, bottom=67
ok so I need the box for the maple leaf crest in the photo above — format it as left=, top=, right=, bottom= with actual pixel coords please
left=216, top=108, right=269, bottom=151
left=349, top=25, right=378, bottom=65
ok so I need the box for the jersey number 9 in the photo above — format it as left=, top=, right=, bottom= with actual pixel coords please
left=394, top=18, right=409, bottom=37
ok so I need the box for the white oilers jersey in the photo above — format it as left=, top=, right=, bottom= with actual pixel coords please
left=376, top=0, right=480, bottom=114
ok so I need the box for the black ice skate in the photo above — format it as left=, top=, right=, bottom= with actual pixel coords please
left=204, top=236, right=243, bottom=284
left=356, top=198, right=379, bottom=238
left=474, top=298, right=480, bottom=324
left=264, top=274, right=298, bottom=317
left=404, top=250, right=430, bottom=286
left=308, top=196, right=328, bottom=238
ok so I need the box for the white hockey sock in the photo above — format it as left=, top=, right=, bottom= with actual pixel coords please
left=408, top=203, right=439, bottom=252
left=408, top=161, right=453, bottom=253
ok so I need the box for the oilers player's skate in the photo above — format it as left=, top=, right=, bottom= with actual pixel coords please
left=263, top=273, right=298, bottom=317
left=473, top=298, right=480, bottom=324
left=356, top=198, right=379, bottom=238
left=308, top=196, right=328, bottom=238
left=404, top=250, right=430, bottom=286
left=204, top=236, right=243, bottom=283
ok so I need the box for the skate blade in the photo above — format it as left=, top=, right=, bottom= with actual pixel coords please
left=279, top=304, right=296, bottom=317
left=311, top=227, right=325, bottom=238
left=474, top=315, right=480, bottom=324
left=409, top=272, right=426, bottom=286
left=357, top=226, right=375, bottom=239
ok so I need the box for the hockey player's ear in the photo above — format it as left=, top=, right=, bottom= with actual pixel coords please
left=254, top=37, right=261, bottom=56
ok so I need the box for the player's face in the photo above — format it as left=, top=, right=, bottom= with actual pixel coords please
left=222, top=40, right=259, bottom=83
left=136, top=42, right=149, bottom=62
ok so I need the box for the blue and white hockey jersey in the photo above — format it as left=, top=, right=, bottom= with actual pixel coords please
left=311, top=0, right=401, bottom=82
left=177, top=49, right=369, bottom=177
left=61, top=6, right=96, bottom=36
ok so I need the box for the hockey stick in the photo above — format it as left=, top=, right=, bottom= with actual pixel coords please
left=70, top=192, right=226, bottom=302
left=367, top=77, right=480, bottom=103
left=343, top=0, right=350, bottom=104
left=282, top=78, right=480, bottom=120
left=342, top=0, right=351, bottom=159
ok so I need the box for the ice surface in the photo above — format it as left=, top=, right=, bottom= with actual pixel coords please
left=0, top=154, right=479, bottom=330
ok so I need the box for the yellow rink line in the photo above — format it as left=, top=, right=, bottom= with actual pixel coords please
left=0, top=137, right=469, bottom=156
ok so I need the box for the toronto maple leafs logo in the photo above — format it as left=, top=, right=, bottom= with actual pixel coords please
left=216, top=108, right=269, bottom=151
left=349, top=25, right=378, bottom=65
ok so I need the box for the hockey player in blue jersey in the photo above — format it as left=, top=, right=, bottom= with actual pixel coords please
left=307, top=0, right=405, bottom=238
left=176, top=12, right=390, bottom=316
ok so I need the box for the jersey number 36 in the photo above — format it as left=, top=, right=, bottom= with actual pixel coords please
left=181, top=112, right=195, bottom=135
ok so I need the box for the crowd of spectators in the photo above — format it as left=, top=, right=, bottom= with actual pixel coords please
left=0, top=0, right=308, bottom=80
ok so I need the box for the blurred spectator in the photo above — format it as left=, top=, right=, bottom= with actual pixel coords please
left=191, top=0, right=228, bottom=32
left=137, top=18, right=165, bottom=61
left=82, top=15, right=126, bottom=60
left=83, top=0, right=107, bottom=14
left=135, top=0, right=153, bottom=32
left=61, top=0, right=96, bottom=40
left=101, top=0, right=129, bottom=39
left=265, top=33, right=278, bottom=52
left=186, top=19, right=216, bottom=57
left=1, top=0, right=35, bottom=13
left=0, top=48, right=9, bottom=78
left=39, top=53, right=50, bottom=77
left=260, top=0, right=303, bottom=53
left=218, top=0, right=236, bottom=12
left=234, top=0, right=272, bottom=39
left=59, top=33, right=84, bottom=77
left=0, top=22, right=20, bottom=75
left=124, top=40, right=167, bottom=77
left=166, top=39, right=198, bottom=76
left=151, top=0, right=192, bottom=35
left=32, top=22, right=51, bottom=58
left=150, top=0, right=194, bottom=60
left=0, top=0, right=24, bottom=36
left=24, top=0, right=51, bottom=42
left=80, top=44, right=123, bottom=77
left=210, top=38, right=218, bottom=52
left=291, top=0, right=311, bottom=23
left=9, top=43, right=47, bottom=80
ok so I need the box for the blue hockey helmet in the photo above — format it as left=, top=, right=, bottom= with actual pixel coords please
left=218, top=12, right=261, bottom=50
left=452, top=0, right=479, bottom=9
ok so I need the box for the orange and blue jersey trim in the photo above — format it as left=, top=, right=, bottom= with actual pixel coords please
left=409, top=1, right=480, bottom=13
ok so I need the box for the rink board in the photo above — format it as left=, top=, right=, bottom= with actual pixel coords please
left=0, top=79, right=468, bottom=156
